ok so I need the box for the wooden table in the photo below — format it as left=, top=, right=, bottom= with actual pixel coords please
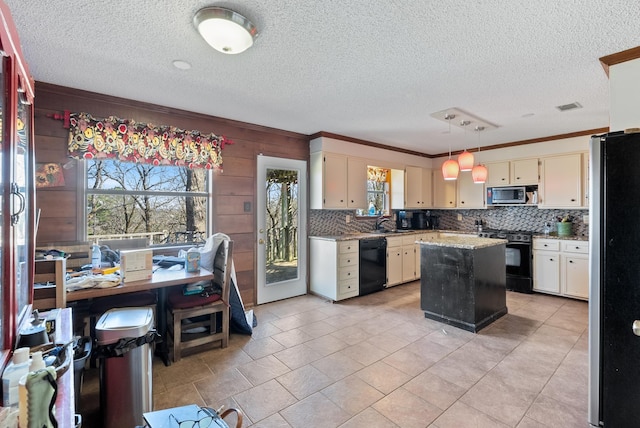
left=67, top=267, right=214, bottom=365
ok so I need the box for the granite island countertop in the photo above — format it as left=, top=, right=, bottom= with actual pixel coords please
left=419, top=235, right=508, bottom=250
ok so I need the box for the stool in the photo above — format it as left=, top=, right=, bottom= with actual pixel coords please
left=166, top=240, right=232, bottom=362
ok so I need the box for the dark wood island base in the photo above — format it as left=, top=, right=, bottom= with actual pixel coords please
left=419, top=237, right=507, bottom=333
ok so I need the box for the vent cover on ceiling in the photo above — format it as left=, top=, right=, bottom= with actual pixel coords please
left=556, top=102, right=582, bottom=112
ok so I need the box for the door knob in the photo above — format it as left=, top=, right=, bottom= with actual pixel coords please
left=259, top=229, right=264, bottom=233
left=258, top=239, right=264, bottom=244
left=633, top=320, right=640, bottom=336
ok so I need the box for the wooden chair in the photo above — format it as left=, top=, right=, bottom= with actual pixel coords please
left=166, top=240, right=233, bottom=362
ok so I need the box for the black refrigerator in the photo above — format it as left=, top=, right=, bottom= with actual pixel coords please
left=589, top=131, right=640, bottom=426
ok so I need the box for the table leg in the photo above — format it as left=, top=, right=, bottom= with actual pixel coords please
left=154, top=287, right=171, bottom=366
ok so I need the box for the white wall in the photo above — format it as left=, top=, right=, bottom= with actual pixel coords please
left=432, top=135, right=590, bottom=168
left=610, top=58, right=640, bottom=132
left=310, top=137, right=433, bottom=169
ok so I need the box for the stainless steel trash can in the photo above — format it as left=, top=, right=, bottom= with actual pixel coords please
left=96, top=307, right=154, bottom=428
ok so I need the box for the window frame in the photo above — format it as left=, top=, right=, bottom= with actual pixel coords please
left=80, top=159, right=213, bottom=245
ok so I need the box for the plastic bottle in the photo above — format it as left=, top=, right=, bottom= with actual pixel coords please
left=2, top=347, right=31, bottom=407
left=29, top=352, right=45, bottom=372
left=368, top=202, right=375, bottom=216
left=91, top=244, right=101, bottom=271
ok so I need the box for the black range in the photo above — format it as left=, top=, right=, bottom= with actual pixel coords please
left=478, top=229, right=533, bottom=293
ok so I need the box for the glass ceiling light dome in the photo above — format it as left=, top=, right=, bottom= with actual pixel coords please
left=194, top=7, right=258, bottom=54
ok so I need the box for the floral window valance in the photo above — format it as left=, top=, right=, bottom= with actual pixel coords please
left=367, top=166, right=388, bottom=182
left=67, top=112, right=231, bottom=170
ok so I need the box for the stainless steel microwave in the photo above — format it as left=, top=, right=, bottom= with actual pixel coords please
left=486, top=186, right=526, bottom=204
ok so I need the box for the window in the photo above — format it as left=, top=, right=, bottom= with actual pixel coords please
left=85, top=159, right=211, bottom=245
left=366, top=166, right=390, bottom=216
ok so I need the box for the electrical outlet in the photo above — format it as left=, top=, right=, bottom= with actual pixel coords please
left=457, top=214, right=463, bottom=221
left=346, top=215, right=351, bottom=223
left=583, top=215, right=589, bottom=225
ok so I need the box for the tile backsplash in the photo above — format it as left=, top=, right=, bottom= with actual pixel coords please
left=309, top=207, right=588, bottom=237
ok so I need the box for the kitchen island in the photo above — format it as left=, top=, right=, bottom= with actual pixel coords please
left=419, top=236, right=507, bottom=333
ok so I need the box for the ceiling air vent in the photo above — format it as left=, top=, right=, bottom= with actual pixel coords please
left=556, top=102, right=582, bottom=112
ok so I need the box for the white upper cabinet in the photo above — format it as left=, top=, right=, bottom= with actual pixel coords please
left=485, top=161, right=510, bottom=186
left=404, top=166, right=432, bottom=209
left=310, top=152, right=367, bottom=209
left=456, top=172, right=485, bottom=209
left=539, top=153, right=582, bottom=208
left=486, top=158, right=539, bottom=186
left=511, top=158, right=539, bottom=185
left=347, top=157, right=367, bottom=209
left=433, top=171, right=457, bottom=208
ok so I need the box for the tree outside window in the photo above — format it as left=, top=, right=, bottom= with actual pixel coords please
left=86, top=159, right=210, bottom=244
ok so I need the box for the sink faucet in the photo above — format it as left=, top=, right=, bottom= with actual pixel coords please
left=375, top=216, right=390, bottom=231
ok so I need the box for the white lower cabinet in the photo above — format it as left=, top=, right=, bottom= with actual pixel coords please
left=310, top=238, right=359, bottom=301
left=386, top=236, right=403, bottom=287
left=533, top=238, right=588, bottom=300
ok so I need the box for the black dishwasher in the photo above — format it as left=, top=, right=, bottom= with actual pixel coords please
left=359, top=238, right=387, bottom=295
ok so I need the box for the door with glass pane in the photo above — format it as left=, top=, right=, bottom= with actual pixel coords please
left=256, top=156, right=307, bottom=304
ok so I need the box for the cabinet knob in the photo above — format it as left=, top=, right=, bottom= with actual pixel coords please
left=347, top=272, right=351, bottom=276
left=461, top=201, right=465, bottom=204
left=549, top=258, right=554, bottom=261
left=544, top=244, right=548, bottom=247
left=501, top=178, right=506, bottom=181
left=347, top=259, right=351, bottom=263
left=570, top=198, right=576, bottom=202
left=516, top=177, right=521, bottom=180
left=575, top=246, right=579, bottom=249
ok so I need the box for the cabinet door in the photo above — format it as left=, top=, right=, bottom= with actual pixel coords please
left=433, top=172, right=456, bottom=208
left=386, top=247, right=403, bottom=286
left=404, top=166, right=423, bottom=209
left=541, top=154, right=581, bottom=207
left=347, top=157, right=367, bottom=209
left=421, top=168, right=433, bottom=208
left=323, top=153, right=348, bottom=208
left=486, top=162, right=510, bottom=186
left=402, top=244, right=415, bottom=282
left=533, top=250, right=560, bottom=293
left=562, top=253, right=589, bottom=299
left=511, top=158, right=539, bottom=184
left=457, top=172, right=484, bottom=209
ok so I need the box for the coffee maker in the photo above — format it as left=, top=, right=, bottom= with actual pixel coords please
left=412, top=212, right=439, bottom=230
left=396, top=211, right=412, bottom=229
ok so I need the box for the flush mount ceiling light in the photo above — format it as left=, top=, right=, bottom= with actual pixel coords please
left=194, top=6, right=258, bottom=54
left=430, top=107, right=498, bottom=132
left=441, top=114, right=460, bottom=181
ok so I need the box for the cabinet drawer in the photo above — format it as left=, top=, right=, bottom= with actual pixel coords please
left=386, top=236, right=403, bottom=247
left=338, top=278, right=359, bottom=295
left=403, top=235, right=419, bottom=245
left=338, top=266, right=358, bottom=281
left=561, top=240, right=589, bottom=254
left=339, top=241, right=358, bottom=254
left=338, top=253, right=358, bottom=268
left=533, top=239, right=560, bottom=251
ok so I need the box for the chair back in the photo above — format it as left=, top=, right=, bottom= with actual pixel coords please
left=213, top=240, right=233, bottom=303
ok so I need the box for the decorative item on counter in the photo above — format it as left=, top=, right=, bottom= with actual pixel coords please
left=185, top=248, right=201, bottom=273
left=556, top=215, right=574, bottom=236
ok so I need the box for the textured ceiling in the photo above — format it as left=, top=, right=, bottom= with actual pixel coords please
left=6, top=0, right=640, bottom=155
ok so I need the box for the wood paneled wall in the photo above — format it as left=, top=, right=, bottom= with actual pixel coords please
left=33, top=82, right=310, bottom=306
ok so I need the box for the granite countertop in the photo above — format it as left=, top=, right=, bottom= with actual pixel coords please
left=419, top=236, right=508, bottom=250
left=532, top=234, right=589, bottom=241
left=309, top=230, right=433, bottom=241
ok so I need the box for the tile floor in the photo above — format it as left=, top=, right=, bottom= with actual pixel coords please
left=80, top=281, right=589, bottom=427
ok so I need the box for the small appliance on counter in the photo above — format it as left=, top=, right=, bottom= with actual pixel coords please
left=396, top=211, right=412, bottom=230
left=412, top=212, right=439, bottom=230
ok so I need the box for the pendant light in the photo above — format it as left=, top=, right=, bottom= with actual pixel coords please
left=457, top=120, right=474, bottom=171
left=442, top=114, right=459, bottom=180
left=472, top=126, right=488, bottom=184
